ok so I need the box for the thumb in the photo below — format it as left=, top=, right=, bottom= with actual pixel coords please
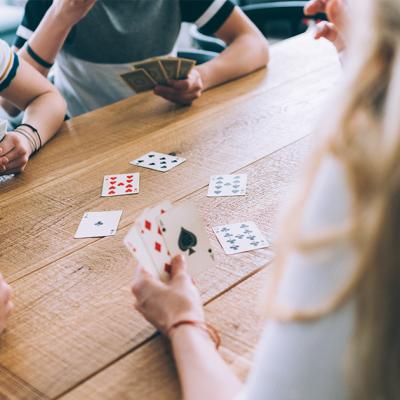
left=169, top=254, right=188, bottom=280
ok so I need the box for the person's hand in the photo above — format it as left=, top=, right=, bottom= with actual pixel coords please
left=0, top=274, right=13, bottom=334
left=314, top=21, right=346, bottom=52
left=131, top=255, right=204, bottom=335
left=304, top=0, right=347, bottom=52
left=304, top=0, right=329, bottom=16
left=0, top=132, right=33, bottom=175
left=50, top=0, right=97, bottom=27
left=153, top=68, right=204, bottom=106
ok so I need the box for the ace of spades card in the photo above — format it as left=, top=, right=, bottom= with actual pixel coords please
left=158, top=202, right=214, bottom=278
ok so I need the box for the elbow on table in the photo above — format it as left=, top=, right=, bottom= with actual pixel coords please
left=256, top=35, right=270, bottom=69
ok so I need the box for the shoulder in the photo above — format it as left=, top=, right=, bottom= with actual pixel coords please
left=180, top=0, right=236, bottom=34
left=15, top=0, right=52, bottom=49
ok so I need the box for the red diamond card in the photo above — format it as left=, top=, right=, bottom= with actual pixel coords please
left=134, top=201, right=172, bottom=281
left=101, top=173, right=140, bottom=197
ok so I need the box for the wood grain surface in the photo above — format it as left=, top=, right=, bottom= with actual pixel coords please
left=0, top=33, right=339, bottom=400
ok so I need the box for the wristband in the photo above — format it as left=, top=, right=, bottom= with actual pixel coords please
left=26, top=44, right=54, bottom=69
left=167, top=320, right=221, bottom=350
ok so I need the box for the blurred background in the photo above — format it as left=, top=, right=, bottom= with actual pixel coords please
left=0, top=0, right=320, bottom=49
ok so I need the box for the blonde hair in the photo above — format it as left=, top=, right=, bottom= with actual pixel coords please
left=267, top=0, right=400, bottom=398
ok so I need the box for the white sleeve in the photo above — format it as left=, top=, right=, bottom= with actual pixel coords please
left=0, top=39, right=19, bottom=91
left=236, top=156, right=356, bottom=400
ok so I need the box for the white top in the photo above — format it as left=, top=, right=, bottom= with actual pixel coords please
left=0, top=39, right=18, bottom=91
left=237, top=155, right=356, bottom=400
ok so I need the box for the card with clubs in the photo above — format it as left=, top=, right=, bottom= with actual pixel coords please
left=207, top=174, right=247, bottom=197
left=158, top=202, right=214, bottom=278
left=135, top=202, right=172, bottom=281
left=75, top=210, right=123, bottom=238
left=133, top=60, right=169, bottom=85
left=101, top=173, right=140, bottom=197
left=120, top=69, right=156, bottom=93
left=130, top=151, right=186, bottom=172
left=213, top=221, right=269, bottom=255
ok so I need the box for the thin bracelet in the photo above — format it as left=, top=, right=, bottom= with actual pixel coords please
left=167, top=320, right=221, bottom=350
left=13, top=129, right=37, bottom=154
left=16, top=123, right=42, bottom=149
left=14, top=127, right=39, bottom=152
left=26, top=44, right=54, bottom=69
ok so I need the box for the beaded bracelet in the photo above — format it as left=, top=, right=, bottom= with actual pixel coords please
left=167, top=320, right=221, bottom=350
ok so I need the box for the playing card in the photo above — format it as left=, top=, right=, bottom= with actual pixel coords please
left=0, top=119, right=7, bottom=142
left=159, top=57, right=179, bottom=80
left=124, top=225, right=158, bottom=277
left=74, top=210, right=122, bottom=239
left=158, top=202, right=214, bottom=278
left=101, top=173, right=140, bottom=197
left=130, top=151, right=186, bottom=172
left=213, top=221, right=269, bottom=255
left=207, top=174, right=247, bottom=197
left=135, top=202, right=172, bottom=281
left=120, top=69, right=156, bottom=92
left=177, top=58, right=196, bottom=79
left=134, top=60, right=169, bottom=85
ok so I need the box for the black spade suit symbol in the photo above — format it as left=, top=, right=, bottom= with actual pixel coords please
left=178, top=227, right=197, bottom=255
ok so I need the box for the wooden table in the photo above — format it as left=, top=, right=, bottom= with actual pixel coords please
left=0, top=34, right=340, bottom=400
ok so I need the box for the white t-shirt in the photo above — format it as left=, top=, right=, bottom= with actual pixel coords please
left=0, top=39, right=18, bottom=92
left=237, top=156, right=356, bottom=400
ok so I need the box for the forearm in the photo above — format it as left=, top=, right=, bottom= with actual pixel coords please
left=0, top=6, right=71, bottom=116
left=197, top=33, right=269, bottom=90
left=22, top=90, right=66, bottom=147
left=19, top=6, right=73, bottom=76
left=170, top=325, right=242, bottom=400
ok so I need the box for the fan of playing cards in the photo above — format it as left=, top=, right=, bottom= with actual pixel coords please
left=124, top=201, right=214, bottom=281
left=120, top=56, right=196, bottom=93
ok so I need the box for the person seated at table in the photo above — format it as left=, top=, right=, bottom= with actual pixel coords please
left=0, top=39, right=66, bottom=176
left=0, top=273, right=12, bottom=334
left=131, top=0, right=400, bottom=398
left=1, top=0, right=269, bottom=118
left=305, top=0, right=348, bottom=52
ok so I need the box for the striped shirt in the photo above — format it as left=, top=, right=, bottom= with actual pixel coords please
left=15, top=0, right=235, bottom=116
left=0, top=39, right=19, bottom=92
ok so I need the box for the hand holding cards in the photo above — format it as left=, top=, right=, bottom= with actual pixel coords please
left=120, top=56, right=196, bottom=93
left=124, top=201, right=214, bottom=281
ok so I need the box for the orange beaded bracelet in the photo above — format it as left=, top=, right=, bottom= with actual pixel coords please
left=167, top=320, right=221, bottom=350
